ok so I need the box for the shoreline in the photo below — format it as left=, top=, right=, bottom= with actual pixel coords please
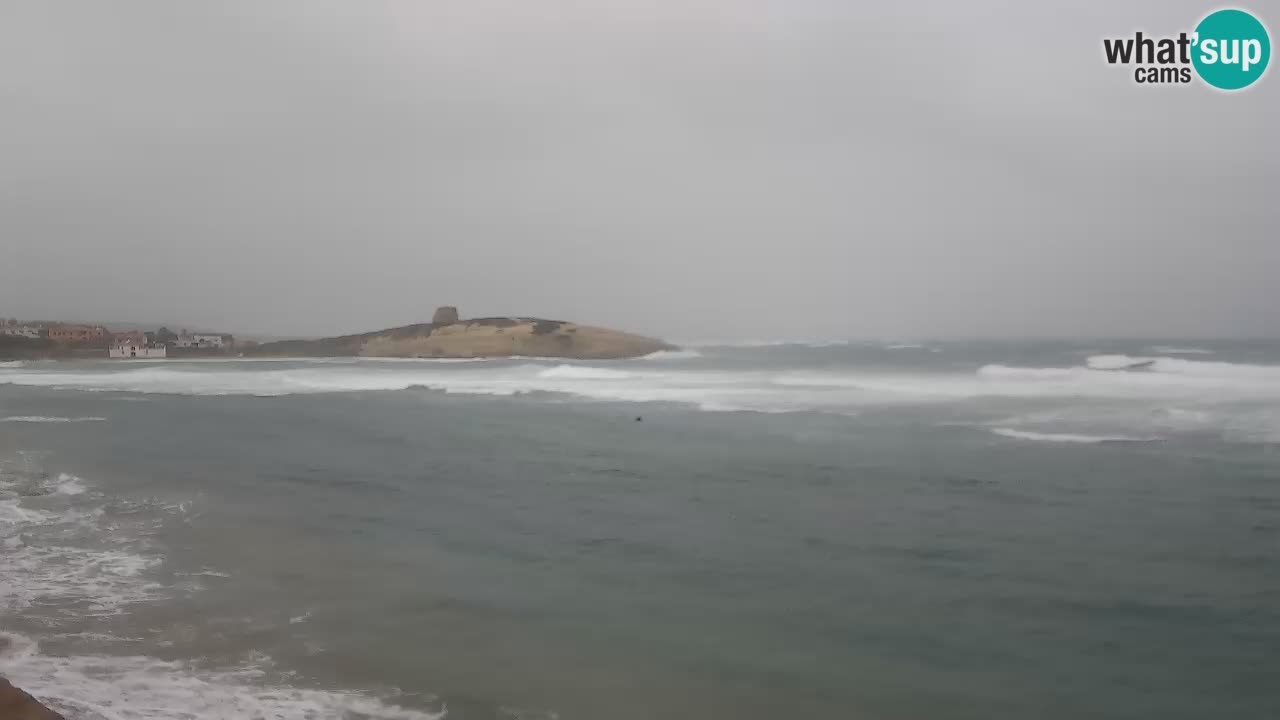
left=0, top=676, right=63, bottom=719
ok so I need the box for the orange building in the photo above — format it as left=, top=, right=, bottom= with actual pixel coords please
left=48, top=325, right=108, bottom=343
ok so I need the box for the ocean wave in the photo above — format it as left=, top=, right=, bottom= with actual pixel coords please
left=976, top=365, right=1077, bottom=381
left=639, top=349, right=703, bottom=360
left=0, top=416, right=107, bottom=423
left=1149, top=346, right=1215, bottom=355
left=979, top=356, right=1280, bottom=395
left=1092, top=355, right=1280, bottom=379
left=0, top=469, right=166, bottom=615
left=0, top=633, right=444, bottom=720
left=0, top=543, right=163, bottom=615
left=0, top=360, right=25, bottom=368
left=54, top=473, right=88, bottom=495
left=883, top=343, right=939, bottom=352
left=536, top=364, right=635, bottom=380
left=3, top=357, right=1280, bottom=440
left=990, top=428, right=1158, bottom=444
left=1086, top=354, right=1156, bottom=371
left=682, top=339, right=853, bottom=348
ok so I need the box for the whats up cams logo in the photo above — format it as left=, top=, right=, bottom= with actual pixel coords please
left=1103, top=8, right=1271, bottom=90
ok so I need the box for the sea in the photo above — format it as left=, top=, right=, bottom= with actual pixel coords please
left=1, top=340, right=1278, bottom=720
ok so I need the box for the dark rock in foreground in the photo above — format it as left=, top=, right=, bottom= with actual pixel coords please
left=0, top=677, right=64, bottom=720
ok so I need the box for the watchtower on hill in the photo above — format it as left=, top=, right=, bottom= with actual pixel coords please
left=431, top=306, right=460, bottom=325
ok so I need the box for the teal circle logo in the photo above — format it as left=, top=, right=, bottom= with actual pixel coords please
left=1192, top=9, right=1271, bottom=90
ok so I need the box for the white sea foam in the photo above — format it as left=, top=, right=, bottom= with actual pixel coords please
left=640, top=348, right=703, bottom=360
left=54, top=473, right=88, bottom=495
left=990, top=428, right=1158, bottom=444
left=1086, top=354, right=1156, bottom=371
left=0, top=543, right=164, bottom=614
left=1150, top=346, right=1215, bottom=355
left=0, top=484, right=164, bottom=613
left=177, top=568, right=232, bottom=578
left=682, top=339, right=853, bottom=348
left=1154, top=407, right=1216, bottom=429
left=976, top=365, right=1076, bottom=380
left=0, top=500, right=51, bottom=527
left=884, top=343, right=938, bottom=352
left=0, top=416, right=106, bottom=423
left=0, top=360, right=25, bottom=368
left=1, top=466, right=439, bottom=720
left=0, top=633, right=444, bottom=720
left=7, top=357, right=1280, bottom=408
left=536, top=364, right=634, bottom=380
left=977, top=356, right=1280, bottom=401
left=3, top=356, right=1280, bottom=441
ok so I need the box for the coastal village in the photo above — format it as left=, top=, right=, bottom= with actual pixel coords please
left=1, top=318, right=234, bottom=359
left=2, top=306, right=672, bottom=360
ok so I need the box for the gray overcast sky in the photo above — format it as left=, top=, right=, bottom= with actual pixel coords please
left=1, top=1, right=1275, bottom=340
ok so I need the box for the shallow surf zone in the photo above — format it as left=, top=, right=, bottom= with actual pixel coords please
left=0, top=465, right=165, bottom=617
left=0, top=633, right=445, bottom=720
left=0, top=455, right=443, bottom=720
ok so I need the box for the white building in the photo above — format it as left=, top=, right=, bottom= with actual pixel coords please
left=1, top=325, right=42, bottom=339
left=109, top=341, right=167, bottom=359
left=193, top=334, right=225, bottom=348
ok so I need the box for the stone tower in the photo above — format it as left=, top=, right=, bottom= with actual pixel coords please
left=431, top=306, right=460, bottom=325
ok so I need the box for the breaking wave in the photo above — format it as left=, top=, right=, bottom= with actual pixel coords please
left=536, top=364, right=635, bottom=380
left=978, top=356, right=1280, bottom=398
left=2, top=354, right=1279, bottom=442
left=883, top=343, right=939, bottom=352
left=0, top=467, right=167, bottom=616
left=990, top=428, right=1158, bottom=444
left=3, top=356, right=1280, bottom=403
left=0, top=633, right=444, bottom=720
left=53, top=473, right=88, bottom=495
left=1086, top=355, right=1156, bottom=371
left=640, top=349, right=703, bottom=360
left=683, top=339, right=852, bottom=348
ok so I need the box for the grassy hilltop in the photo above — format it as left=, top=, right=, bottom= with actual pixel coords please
left=248, top=310, right=672, bottom=360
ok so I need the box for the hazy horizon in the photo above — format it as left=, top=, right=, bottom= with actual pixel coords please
left=2, top=1, right=1275, bottom=340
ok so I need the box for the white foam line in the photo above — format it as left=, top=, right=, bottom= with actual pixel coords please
left=990, top=428, right=1158, bottom=444
left=2, top=466, right=443, bottom=720
left=3, top=357, right=1280, bottom=443
left=0, top=633, right=444, bottom=720
left=639, top=349, right=703, bottom=360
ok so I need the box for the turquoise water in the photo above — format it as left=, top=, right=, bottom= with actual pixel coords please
left=1, top=342, right=1278, bottom=719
